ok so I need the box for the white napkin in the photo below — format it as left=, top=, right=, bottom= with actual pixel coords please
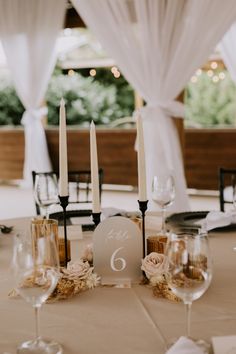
left=212, top=335, right=236, bottom=354
left=166, top=336, right=204, bottom=354
left=200, top=211, right=236, bottom=231
left=101, top=207, right=127, bottom=218
left=101, top=207, right=140, bottom=219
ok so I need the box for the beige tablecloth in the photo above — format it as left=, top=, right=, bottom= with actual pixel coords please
left=1, top=217, right=236, bottom=354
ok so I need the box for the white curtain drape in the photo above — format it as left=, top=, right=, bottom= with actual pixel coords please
left=72, top=0, right=236, bottom=211
left=219, top=23, right=236, bottom=83
left=0, top=0, right=66, bottom=184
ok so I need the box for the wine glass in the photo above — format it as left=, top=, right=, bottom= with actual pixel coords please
left=34, top=173, right=59, bottom=218
left=165, top=231, right=212, bottom=351
left=152, top=174, right=175, bottom=235
left=12, top=224, right=62, bottom=354
left=232, top=174, right=236, bottom=211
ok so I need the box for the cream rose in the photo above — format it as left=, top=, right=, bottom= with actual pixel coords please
left=67, top=259, right=93, bottom=280
left=141, top=252, right=166, bottom=280
left=81, top=244, right=93, bottom=263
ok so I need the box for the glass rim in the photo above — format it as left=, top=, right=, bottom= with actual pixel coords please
left=31, top=218, right=58, bottom=226
left=169, top=230, right=208, bottom=239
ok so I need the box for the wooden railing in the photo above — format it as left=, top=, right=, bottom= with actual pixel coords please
left=1, top=126, right=236, bottom=190
left=184, top=128, right=236, bottom=190
left=0, top=128, right=24, bottom=180
left=46, top=128, right=138, bottom=186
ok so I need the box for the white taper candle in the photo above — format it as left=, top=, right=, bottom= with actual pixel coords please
left=90, top=121, right=100, bottom=212
left=59, top=98, right=68, bottom=196
left=136, top=114, right=147, bottom=201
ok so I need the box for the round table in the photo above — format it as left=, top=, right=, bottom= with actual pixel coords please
left=0, top=217, right=236, bottom=354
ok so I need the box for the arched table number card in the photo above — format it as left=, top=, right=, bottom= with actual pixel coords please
left=93, top=216, right=143, bottom=287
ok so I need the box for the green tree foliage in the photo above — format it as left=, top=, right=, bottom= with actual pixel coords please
left=0, top=72, right=24, bottom=125
left=2, top=66, right=236, bottom=128
left=0, top=69, right=134, bottom=126
left=185, top=70, right=236, bottom=127
left=80, top=67, right=134, bottom=119
left=46, top=70, right=134, bottom=126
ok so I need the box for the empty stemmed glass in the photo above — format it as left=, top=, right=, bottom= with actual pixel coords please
left=165, top=231, right=212, bottom=352
left=232, top=175, right=236, bottom=211
left=12, top=222, right=62, bottom=354
left=34, top=173, right=59, bottom=218
left=152, top=174, right=175, bottom=235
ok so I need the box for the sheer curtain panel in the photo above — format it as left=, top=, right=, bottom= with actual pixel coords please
left=73, top=0, right=236, bottom=211
left=0, top=0, right=66, bottom=184
left=219, top=23, right=236, bottom=83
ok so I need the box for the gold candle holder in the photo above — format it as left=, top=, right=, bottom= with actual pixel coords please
left=59, top=238, right=71, bottom=266
left=31, top=218, right=59, bottom=262
left=147, top=235, right=168, bottom=254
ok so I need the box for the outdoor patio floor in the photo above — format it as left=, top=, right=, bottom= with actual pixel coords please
left=0, top=183, right=220, bottom=220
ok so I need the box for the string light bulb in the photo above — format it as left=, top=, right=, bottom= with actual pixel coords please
left=90, top=69, right=96, bottom=77
left=196, top=69, right=202, bottom=76
left=212, top=75, right=219, bottom=83
left=219, top=72, right=225, bottom=80
left=68, top=69, right=75, bottom=76
left=111, top=66, right=118, bottom=74
left=114, top=71, right=121, bottom=78
left=211, top=61, right=218, bottom=70
left=207, top=70, right=214, bottom=77
left=111, top=66, right=121, bottom=78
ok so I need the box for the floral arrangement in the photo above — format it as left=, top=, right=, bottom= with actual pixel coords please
left=9, top=244, right=100, bottom=303
left=141, top=252, right=180, bottom=302
left=51, top=247, right=180, bottom=302
left=48, top=257, right=100, bottom=302
left=48, top=244, right=99, bottom=302
left=9, top=244, right=180, bottom=303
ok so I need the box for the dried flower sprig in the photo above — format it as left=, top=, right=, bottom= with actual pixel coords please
left=141, top=252, right=180, bottom=302
left=47, top=259, right=100, bottom=302
left=9, top=257, right=100, bottom=303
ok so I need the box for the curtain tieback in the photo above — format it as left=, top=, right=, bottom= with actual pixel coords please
left=140, top=100, right=185, bottom=120
left=21, top=106, right=48, bottom=126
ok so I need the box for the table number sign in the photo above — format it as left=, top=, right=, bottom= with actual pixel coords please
left=93, top=216, right=142, bottom=286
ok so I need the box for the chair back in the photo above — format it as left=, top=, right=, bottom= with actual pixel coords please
left=32, top=169, right=103, bottom=216
left=219, top=167, right=236, bottom=211
left=67, top=170, right=103, bottom=205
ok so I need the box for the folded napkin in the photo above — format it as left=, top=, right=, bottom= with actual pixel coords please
left=101, top=207, right=140, bottom=219
left=166, top=336, right=204, bottom=354
left=200, top=211, right=236, bottom=231
left=212, top=335, right=236, bottom=354
left=102, top=207, right=126, bottom=218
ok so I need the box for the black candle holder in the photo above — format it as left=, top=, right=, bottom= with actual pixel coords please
left=59, top=195, right=69, bottom=268
left=92, top=212, right=101, bottom=227
left=138, top=200, right=148, bottom=258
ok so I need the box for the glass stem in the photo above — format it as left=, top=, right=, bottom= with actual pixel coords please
left=46, top=206, right=49, bottom=219
left=161, top=207, right=166, bottom=234
left=41, top=206, right=47, bottom=219
left=185, top=302, right=192, bottom=338
left=34, top=306, right=40, bottom=342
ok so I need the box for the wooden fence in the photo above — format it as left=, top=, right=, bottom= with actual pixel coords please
left=0, top=127, right=236, bottom=190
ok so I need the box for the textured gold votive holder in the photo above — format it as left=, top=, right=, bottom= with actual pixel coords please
left=31, top=218, right=59, bottom=244
left=59, top=238, right=71, bottom=266
left=147, top=235, right=168, bottom=254
left=31, top=218, right=59, bottom=264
